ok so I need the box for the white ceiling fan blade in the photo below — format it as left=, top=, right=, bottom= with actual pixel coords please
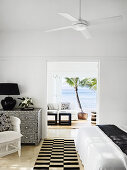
left=81, top=29, right=92, bottom=39
left=58, top=13, right=78, bottom=22
left=45, top=26, right=72, bottom=32
left=88, top=15, right=123, bottom=26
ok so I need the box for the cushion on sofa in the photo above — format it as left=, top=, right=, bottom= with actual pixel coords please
left=0, top=113, right=13, bottom=132
left=47, top=103, right=59, bottom=110
left=61, top=102, right=70, bottom=110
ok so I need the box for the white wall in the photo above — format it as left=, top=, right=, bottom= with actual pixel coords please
left=0, top=57, right=43, bottom=108
left=47, top=62, right=98, bottom=77
left=0, top=31, right=127, bottom=57
left=99, top=58, right=127, bottom=125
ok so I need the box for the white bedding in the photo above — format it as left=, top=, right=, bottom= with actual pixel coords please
left=76, top=126, right=127, bottom=170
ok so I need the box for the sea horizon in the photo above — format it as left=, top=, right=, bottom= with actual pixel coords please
left=61, top=87, right=96, bottom=111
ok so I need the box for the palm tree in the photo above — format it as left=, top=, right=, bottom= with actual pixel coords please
left=65, top=77, right=97, bottom=114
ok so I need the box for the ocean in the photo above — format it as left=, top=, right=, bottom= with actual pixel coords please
left=61, top=87, right=96, bottom=111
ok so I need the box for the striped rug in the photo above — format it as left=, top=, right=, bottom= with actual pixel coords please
left=34, top=139, right=80, bottom=170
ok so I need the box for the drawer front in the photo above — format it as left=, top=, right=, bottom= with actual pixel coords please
left=22, top=133, right=37, bottom=143
left=1, top=112, right=37, bottom=122
left=21, top=123, right=37, bottom=133
left=19, top=113, right=37, bottom=122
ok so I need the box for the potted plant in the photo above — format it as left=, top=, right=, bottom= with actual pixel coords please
left=18, top=97, right=34, bottom=110
left=65, top=77, right=97, bottom=120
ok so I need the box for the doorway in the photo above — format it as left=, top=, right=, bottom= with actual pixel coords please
left=46, top=61, right=99, bottom=131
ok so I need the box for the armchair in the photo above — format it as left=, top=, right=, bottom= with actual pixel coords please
left=0, top=116, right=22, bottom=157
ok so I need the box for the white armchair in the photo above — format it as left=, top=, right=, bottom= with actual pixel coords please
left=0, top=116, right=22, bottom=157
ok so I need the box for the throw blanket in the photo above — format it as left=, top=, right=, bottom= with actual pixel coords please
left=98, top=125, right=127, bottom=155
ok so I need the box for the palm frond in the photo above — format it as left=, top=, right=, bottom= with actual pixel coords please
left=79, top=78, right=89, bottom=87
left=85, top=78, right=97, bottom=91
left=91, top=84, right=97, bottom=90
left=65, top=77, right=75, bottom=87
left=65, top=77, right=97, bottom=90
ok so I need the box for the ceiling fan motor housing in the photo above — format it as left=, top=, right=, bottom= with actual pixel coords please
left=73, top=20, right=88, bottom=31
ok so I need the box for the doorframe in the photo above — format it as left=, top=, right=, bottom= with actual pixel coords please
left=43, top=56, right=100, bottom=138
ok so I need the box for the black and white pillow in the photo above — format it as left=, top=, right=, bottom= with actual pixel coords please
left=61, top=102, right=70, bottom=110
left=0, top=113, right=12, bottom=132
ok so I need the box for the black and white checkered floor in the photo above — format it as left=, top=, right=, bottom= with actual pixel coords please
left=34, top=139, right=80, bottom=170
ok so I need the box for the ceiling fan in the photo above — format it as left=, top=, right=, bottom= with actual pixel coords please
left=45, top=0, right=122, bottom=39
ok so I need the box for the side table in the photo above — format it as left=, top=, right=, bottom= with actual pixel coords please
left=48, top=112, right=57, bottom=125
left=59, top=113, right=71, bottom=125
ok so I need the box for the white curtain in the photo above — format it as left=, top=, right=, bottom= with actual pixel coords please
left=54, top=74, right=62, bottom=107
left=47, top=73, right=62, bottom=105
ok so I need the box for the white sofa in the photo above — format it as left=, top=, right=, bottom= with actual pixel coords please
left=47, top=103, right=78, bottom=121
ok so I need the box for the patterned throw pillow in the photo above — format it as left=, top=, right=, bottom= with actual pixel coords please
left=0, top=113, right=12, bottom=132
left=61, top=102, right=70, bottom=110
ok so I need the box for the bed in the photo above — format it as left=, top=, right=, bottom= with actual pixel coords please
left=76, top=125, right=127, bottom=170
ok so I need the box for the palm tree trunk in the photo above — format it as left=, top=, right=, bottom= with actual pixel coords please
left=75, top=87, right=83, bottom=112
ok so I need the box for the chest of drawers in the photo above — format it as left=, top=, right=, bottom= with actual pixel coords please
left=0, top=108, right=42, bottom=145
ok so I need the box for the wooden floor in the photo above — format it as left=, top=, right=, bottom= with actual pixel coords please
left=48, top=119, right=95, bottom=129
left=0, top=120, right=93, bottom=170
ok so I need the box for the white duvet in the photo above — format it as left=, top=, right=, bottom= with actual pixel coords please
left=76, top=126, right=127, bottom=170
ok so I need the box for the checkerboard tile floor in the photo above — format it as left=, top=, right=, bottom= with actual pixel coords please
left=34, top=139, right=80, bottom=170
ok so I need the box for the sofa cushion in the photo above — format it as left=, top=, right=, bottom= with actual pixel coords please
left=47, top=103, right=59, bottom=110
left=61, top=102, right=70, bottom=110
left=0, top=113, right=13, bottom=132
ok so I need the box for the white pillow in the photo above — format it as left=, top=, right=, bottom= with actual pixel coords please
left=47, top=103, right=59, bottom=110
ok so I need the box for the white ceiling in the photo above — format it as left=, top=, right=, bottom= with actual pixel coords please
left=0, top=0, right=127, bottom=33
